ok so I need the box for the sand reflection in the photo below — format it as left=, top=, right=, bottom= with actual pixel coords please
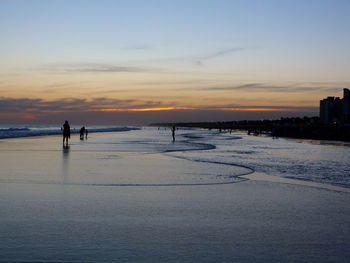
left=62, top=145, right=70, bottom=184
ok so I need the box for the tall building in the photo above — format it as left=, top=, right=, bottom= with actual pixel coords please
left=320, top=97, right=341, bottom=124
left=343, top=88, right=350, bottom=123
left=320, top=89, right=350, bottom=125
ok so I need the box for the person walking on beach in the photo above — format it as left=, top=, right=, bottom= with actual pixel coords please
left=172, top=125, right=176, bottom=142
left=80, top=126, right=85, bottom=140
left=85, top=128, right=88, bottom=139
left=62, top=120, right=71, bottom=146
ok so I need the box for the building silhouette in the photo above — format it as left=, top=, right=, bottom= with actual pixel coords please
left=320, top=88, right=350, bottom=124
left=343, top=88, right=350, bottom=123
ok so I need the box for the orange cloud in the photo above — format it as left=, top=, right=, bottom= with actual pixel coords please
left=217, top=107, right=302, bottom=112
left=94, top=107, right=304, bottom=112
left=0, top=112, right=38, bottom=121
left=96, top=107, right=195, bottom=112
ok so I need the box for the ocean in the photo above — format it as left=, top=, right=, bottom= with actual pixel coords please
left=0, top=124, right=139, bottom=139
left=0, top=126, right=350, bottom=262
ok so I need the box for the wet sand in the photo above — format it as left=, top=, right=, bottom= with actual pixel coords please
left=1, top=130, right=350, bottom=262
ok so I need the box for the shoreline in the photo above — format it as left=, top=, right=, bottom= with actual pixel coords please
left=0, top=129, right=349, bottom=193
left=243, top=172, right=350, bottom=194
left=152, top=122, right=350, bottom=142
left=2, top=126, right=350, bottom=149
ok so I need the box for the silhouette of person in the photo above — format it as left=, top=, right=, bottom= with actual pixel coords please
left=62, top=120, right=70, bottom=146
left=85, top=128, right=88, bottom=139
left=172, top=125, right=176, bottom=142
left=80, top=126, right=85, bottom=140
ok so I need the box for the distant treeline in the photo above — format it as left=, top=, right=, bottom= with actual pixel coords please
left=151, top=117, right=350, bottom=142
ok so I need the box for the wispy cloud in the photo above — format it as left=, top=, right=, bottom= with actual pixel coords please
left=196, top=47, right=246, bottom=65
left=39, top=63, right=147, bottom=74
left=209, top=105, right=318, bottom=112
left=0, top=97, right=164, bottom=113
left=199, top=83, right=342, bottom=93
left=140, top=79, right=216, bottom=86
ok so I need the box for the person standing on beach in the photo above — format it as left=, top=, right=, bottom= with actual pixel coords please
left=80, top=126, right=85, bottom=140
left=62, top=120, right=71, bottom=146
left=172, top=125, right=176, bottom=142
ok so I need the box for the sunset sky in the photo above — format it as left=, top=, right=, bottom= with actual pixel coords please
left=1, top=0, right=349, bottom=124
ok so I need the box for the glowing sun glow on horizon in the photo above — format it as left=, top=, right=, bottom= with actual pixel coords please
left=94, top=107, right=303, bottom=112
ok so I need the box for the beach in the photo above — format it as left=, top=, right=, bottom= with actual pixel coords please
left=1, top=128, right=350, bottom=262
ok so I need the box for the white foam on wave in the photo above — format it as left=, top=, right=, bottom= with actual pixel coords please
left=0, top=125, right=139, bottom=139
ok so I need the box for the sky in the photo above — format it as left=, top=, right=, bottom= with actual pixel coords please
left=0, top=0, right=349, bottom=125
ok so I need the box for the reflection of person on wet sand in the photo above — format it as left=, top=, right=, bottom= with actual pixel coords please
left=172, top=125, right=176, bottom=142
left=62, top=120, right=70, bottom=146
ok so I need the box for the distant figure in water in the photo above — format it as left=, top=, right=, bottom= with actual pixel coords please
left=62, top=120, right=70, bottom=146
left=80, top=126, right=86, bottom=140
left=85, top=128, right=88, bottom=139
left=172, top=125, right=176, bottom=142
